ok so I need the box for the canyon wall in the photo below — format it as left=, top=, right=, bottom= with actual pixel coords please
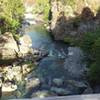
left=50, top=0, right=100, bottom=40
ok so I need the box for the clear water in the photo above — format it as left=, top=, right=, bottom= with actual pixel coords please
left=1, top=25, right=86, bottom=99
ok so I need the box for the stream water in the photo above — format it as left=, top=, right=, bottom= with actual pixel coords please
left=23, top=25, right=87, bottom=98
left=2, top=24, right=88, bottom=99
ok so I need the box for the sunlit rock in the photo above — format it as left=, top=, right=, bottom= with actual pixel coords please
left=2, top=82, right=17, bottom=92
left=22, top=63, right=34, bottom=74
left=26, top=78, right=40, bottom=89
left=0, top=32, right=18, bottom=62
left=18, top=34, right=32, bottom=55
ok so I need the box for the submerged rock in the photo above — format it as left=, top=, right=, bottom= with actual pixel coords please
left=50, top=87, right=72, bottom=96
left=64, top=47, right=86, bottom=79
left=65, top=80, right=88, bottom=94
left=31, top=90, right=56, bottom=98
left=52, top=78, right=64, bottom=86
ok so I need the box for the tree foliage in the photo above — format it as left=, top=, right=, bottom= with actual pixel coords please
left=89, top=38, right=100, bottom=83
left=0, top=0, right=25, bottom=34
left=81, top=30, right=100, bottom=54
left=81, top=29, right=100, bottom=83
left=32, top=0, right=50, bottom=21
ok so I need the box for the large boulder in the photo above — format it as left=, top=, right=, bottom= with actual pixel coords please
left=18, top=34, right=32, bottom=56
left=0, top=32, right=18, bottom=62
left=64, top=47, right=87, bottom=79
left=2, top=82, right=17, bottom=93
left=50, top=0, right=100, bottom=41
left=0, top=33, right=35, bottom=64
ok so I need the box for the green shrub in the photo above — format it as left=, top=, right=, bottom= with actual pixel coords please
left=32, top=0, right=50, bottom=21
left=0, top=0, right=24, bottom=34
left=89, top=38, right=100, bottom=83
left=81, top=31, right=100, bottom=83
left=80, top=29, right=100, bottom=54
left=64, top=36, right=79, bottom=46
left=92, top=37, right=100, bottom=62
left=89, top=63, right=100, bottom=83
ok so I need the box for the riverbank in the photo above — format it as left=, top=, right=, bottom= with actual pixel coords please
left=0, top=31, right=49, bottom=99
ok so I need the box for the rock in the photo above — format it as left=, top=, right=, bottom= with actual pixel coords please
left=93, top=85, right=100, bottom=93
left=22, top=63, right=33, bottom=74
left=18, top=34, right=32, bottom=55
left=66, top=80, right=87, bottom=88
left=50, top=0, right=100, bottom=41
left=2, top=82, right=17, bottom=92
left=32, top=49, right=41, bottom=58
left=26, top=78, right=40, bottom=89
left=15, top=90, right=22, bottom=98
left=32, top=49, right=48, bottom=61
left=19, top=34, right=32, bottom=47
left=50, top=87, right=72, bottom=95
left=83, top=86, right=93, bottom=94
left=5, top=68, right=14, bottom=81
left=64, top=47, right=86, bottom=79
left=52, top=78, right=64, bottom=86
left=18, top=45, right=32, bottom=56
left=31, top=90, right=56, bottom=98
left=81, top=7, right=94, bottom=21
left=96, top=10, right=100, bottom=20
left=3, top=65, right=22, bottom=81
left=65, top=80, right=88, bottom=93
left=0, top=32, right=18, bottom=62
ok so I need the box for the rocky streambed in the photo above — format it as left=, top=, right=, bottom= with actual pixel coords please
left=21, top=25, right=93, bottom=98
left=0, top=24, right=93, bottom=99
left=0, top=31, right=48, bottom=99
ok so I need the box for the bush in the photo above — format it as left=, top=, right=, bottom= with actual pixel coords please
left=80, top=29, right=100, bottom=55
left=0, top=0, right=24, bottom=34
left=81, top=30, right=100, bottom=83
left=92, top=37, right=100, bottom=62
left=32, top=0, right=50, bottom=21
left=89, top=63, right=100, bottom=83
left=63, top=36, right=79, bottom=46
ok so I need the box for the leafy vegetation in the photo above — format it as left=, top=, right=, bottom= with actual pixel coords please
left=0, top=0, right=25, bottom=34
left=80, top=30, right=100, bottom=54
left=64, top=36, right=79, bottom=46
left=32, top=0, right=50, bottom=21
left=60, top=0, right=75, bottom=7
left=89, top=38, right=100, bottom=83
left=80, top=29, right=100, bottom=83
